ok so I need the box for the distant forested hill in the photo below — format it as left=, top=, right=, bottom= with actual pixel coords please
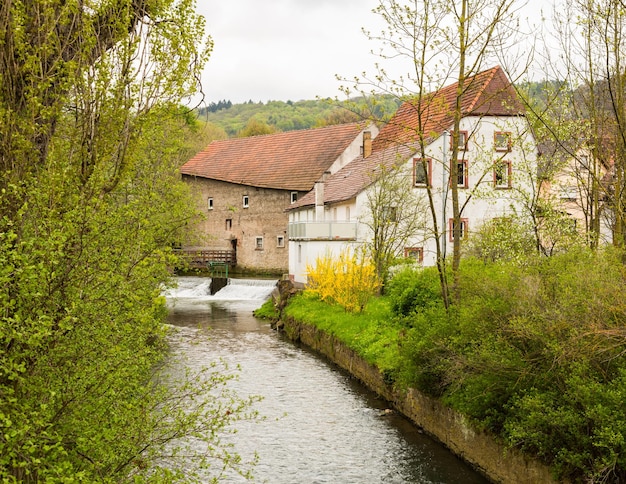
left=195, top=97, right=402, bottom=138
left=194, top=81, right=550, bottom=142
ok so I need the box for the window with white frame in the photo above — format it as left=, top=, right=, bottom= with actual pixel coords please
left=243, top=195, right=249, bottom=208
left=291, top=192, right=298, bottom=204
left=494, top=160, right=512, bottom=188
left=207, top=197, right=214, bottom=210
left=494, top=131, right=512, bottom=152
left=560, top=186, right=578, bottom=202
left=449, top=218, right=468, bottom=242
left=255, top=236, right=263, bottom=250
left=413, top=158, right=432, bottom=187
left=404, top=247, right=424, bottom=263
left=277, top=235, right=285, bottom=248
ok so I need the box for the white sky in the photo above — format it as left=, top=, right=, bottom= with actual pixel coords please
left=193, top=0, right=552, bottom=106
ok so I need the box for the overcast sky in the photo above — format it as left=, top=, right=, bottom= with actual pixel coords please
left=193, top=0, right=388, bottom=105
left=193, top=0, right=550, bottom=106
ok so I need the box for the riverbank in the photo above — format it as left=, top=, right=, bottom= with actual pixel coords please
left=258, top=280, right=557, bottom=484
left=273, top=314, right=555, bottom=484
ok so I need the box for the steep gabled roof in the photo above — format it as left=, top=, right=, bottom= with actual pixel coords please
left=372, top=66, right=525, bottom=150
left=290, top=66, right=527, bottom=211
left=180, top=122, right=367, bottom=191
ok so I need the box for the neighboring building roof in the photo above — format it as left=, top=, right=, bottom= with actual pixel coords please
left=372, top=66, right=526, bottom=151
left=290, top=143, right=414, bottom=209
left=290, top=66, right=527, bottom=210
left=180, top=122, right=368, bottom=191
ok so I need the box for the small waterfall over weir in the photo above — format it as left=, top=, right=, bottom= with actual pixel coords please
left=164, top=276, right=277, bottom=303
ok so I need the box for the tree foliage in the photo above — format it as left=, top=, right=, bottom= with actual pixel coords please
left=0, top=1, right=257, bottom=481
left=394, top=248, right=626, bottom=482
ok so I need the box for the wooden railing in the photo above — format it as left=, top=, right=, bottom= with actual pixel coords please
left=174, top=249, right=237, bottom=269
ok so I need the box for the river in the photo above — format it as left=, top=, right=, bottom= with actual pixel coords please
left=164, top=276, right=490, bottom=483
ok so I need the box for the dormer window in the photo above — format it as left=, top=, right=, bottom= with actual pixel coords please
left=291, top=192, right=298, bottom=204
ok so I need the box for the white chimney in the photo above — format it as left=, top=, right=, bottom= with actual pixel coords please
left=315, top=171, right=330, bottom=221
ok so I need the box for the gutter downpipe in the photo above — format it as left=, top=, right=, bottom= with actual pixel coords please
left=442, top=130, right=449, bottom=259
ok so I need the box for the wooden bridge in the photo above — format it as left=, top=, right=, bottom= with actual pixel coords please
left=174, top=249, right=237, bottom=270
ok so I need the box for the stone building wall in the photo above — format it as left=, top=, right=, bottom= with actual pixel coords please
left=183, top=175, right=304, bottom=274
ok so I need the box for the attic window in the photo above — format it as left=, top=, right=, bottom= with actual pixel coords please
left=243, top=195, right=249, bottom=208
left=291, top=192, right=298, bottom=204
left=208, top=197, right=214, bottom=210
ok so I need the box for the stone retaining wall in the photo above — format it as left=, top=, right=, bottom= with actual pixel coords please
left=280, top=317, right=557, bottom=484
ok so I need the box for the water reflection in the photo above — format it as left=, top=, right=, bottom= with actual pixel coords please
left=165, top=277, right=489, bottom=483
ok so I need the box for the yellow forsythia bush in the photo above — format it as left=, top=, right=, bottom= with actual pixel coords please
left=306, top=247, right=381, bottom=313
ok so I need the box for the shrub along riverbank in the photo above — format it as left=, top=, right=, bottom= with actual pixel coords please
left=258, top=247, right=626, bottom=483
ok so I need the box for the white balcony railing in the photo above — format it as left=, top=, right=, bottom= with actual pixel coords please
left=288, top=222, right=357, bottom=241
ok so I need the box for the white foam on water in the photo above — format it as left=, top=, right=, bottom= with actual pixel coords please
left=164, top=276, right=276, bottom=302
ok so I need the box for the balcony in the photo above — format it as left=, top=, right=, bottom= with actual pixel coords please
left=288, top=221, right=357, bottom=241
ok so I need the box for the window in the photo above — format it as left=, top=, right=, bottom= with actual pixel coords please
left=243, top=195, right=249, bottom=208
left=494, top=160, right=512, bottom=188
left=207, top=197, right=214, bottom=210
left=404, top=247, right=424, bottom=263
left=449, top=218, right=468, bottom=242
left=291, top=192, right=298, bottom=204
left=451, top=131, right=468, bottom=151
left=413, top=158, right=432, bottom=187
left=494, top=131, right=512, bottom=152
left=451, top=160, right=468, bottom=188
left=225, top=219, right=232, bottom=230
left=255, top=236, right=263, bottom=250
left=277, top=235, right=285, bottom=248
left=560, top=186, right=578, bottom=202
left=382, top=206, right=398, bottom=223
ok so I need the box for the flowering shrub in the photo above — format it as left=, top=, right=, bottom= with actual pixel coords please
left=306, top=247, right=381, bottom=313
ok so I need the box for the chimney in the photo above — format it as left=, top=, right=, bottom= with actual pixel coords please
left=363, top=131, right=372, bottom=158
left=315, top=171, right=330, bottom=221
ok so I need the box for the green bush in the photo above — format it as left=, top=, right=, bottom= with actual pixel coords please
left=385, top=266, right=443, bottom=318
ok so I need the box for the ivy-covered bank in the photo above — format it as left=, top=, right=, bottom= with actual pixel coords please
left=258, top=248, right=626, bottom=483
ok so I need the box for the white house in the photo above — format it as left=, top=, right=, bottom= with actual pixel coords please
left=287, top=66, right=539, bottom=285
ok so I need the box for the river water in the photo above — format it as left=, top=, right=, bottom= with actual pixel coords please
left=164, top=276, right=490, bottom=484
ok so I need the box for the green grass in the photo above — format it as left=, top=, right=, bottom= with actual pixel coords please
left=283, top=292, right=402, bottom=375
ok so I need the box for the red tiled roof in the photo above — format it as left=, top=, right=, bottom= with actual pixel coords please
left=372, top=66, right=525, bottom=150
left=180, top=122, right=366, bottom=191
left=290, top=66, right=526, bottom=210
left=290, top=143, right=415, bottom=209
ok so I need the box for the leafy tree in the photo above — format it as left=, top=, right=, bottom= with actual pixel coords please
left=342, top=0, right=531, bottom=307
left=237, top=118, right=278, bottom=137
left=0, top=1, right=257, bottom=481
